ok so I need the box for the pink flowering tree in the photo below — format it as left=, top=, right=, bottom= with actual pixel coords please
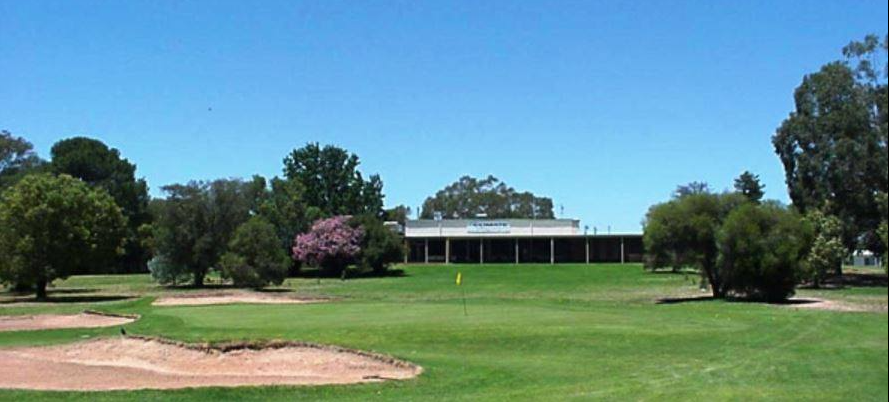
left=292, top=216, right=363, bottom=274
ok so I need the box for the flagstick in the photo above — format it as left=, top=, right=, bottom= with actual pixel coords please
left=461, top=285, right=468, bottom=316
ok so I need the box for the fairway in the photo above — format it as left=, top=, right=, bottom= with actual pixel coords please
left=1, top=264, right=886, bottom=401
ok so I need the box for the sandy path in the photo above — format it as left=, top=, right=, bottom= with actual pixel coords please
left=0, top=337, right=421, bottom=390
left=152, top=293, right=328, bottom=306
left=785, top=298, right=882, bottom=312
left=0, top=312, right=136, bottom=332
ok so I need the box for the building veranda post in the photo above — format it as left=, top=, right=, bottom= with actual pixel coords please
left=403, top=219, right=643, bottom=264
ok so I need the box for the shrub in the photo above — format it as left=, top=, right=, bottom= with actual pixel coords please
left=718, top=203, right=812, bottom=302
left=351, top=214, right=404, bottom=274
left=148, top=254, right=191, bottom=286
left=219, top=216, right=288, bottom=288
left=292, top=216, right=363, bottom=275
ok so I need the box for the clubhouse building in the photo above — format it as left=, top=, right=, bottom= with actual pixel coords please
left=403, top=219, right=643, bottom=264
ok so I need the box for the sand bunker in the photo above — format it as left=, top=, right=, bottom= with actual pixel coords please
left=0, top=311, right=136, bottom=332
left=152, top=293, right=328, bottom=306
left=0, top=337, right=421, bottom=390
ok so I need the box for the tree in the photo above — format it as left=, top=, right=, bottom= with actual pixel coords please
left=152, top=179, right=254, bottom=286
left=0, top=174, right=126, bottom=299
left=643, top=192, right=746, bottom=297
left=351, top=214, right=404, bottom=274
left=147, top=255, right=190, bottom=286
left=255, top=176, right=320, bottom=253
left=673, top=181, right=711, bottom=198
left=292, top=216, right=363, bottom=275
left=734, top=171, right=765, bottom=203
left=420, top=175, right=554, bottom=219
left=0, top=130, right=47, bottom=191
left=282, top=143, right=384, bottom=217
left=718, top=202, right=812, bottom=302
left=384, top=205, right=412, bottom=225
left=773, top=35, right=888, bottom=258
left=219, top=216, right=289, bottom=288
left=877, top=192, right=888, bottom=271
left=50, top=137, right=152, bottom=273
left=802, top=209, right=847, bottom=287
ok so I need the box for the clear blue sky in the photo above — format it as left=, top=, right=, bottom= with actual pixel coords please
left=2, top=1, right=887, bottom=232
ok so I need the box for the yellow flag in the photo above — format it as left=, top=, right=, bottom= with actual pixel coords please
left=455, top=272, right=462, bottom=286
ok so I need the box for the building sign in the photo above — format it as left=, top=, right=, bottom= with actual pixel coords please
left=467, top=221, right=511, bottom=233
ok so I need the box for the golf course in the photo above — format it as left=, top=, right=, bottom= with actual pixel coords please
left=1, top=263, right=885, bottom=401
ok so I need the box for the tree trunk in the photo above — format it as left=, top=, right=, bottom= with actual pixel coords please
left=193, top=271, right=205, bottom=287
left=35, top=278, right=48, bottom=301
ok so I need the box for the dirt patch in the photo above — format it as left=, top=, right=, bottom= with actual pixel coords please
left=784, top=298, right=885, bottom=313
left=152, top=293, right=329, bottom=306
left=0, top=336, right=422, bottom=390
left=0, top=311, right=137, bottom=332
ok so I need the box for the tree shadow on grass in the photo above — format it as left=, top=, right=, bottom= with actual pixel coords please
left=290, top=268, right=408, bottom=280
left=0, top=294, right=134, bottom=304
left=655, top=295, right=824, bottom=306
left=819, top=272, right=888, bottom=288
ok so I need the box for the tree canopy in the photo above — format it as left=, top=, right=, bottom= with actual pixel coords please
left=292, top=216, right=363, bottom=275
left=421, top=175, right=554, bottom=219
left=282, top=143, right=384, bottom=217
left=772, top=35, right=888, bottom=254
left=0, top=174, right=126, bottom=299
left=644, top=191, right=810, bottom=301
left=151, top=179, right=255, bottom=286
left=219, top=216, right=289, bottom=288
left=717, top=202, right=811, bottom=302
left=0, top=130, right=47, bottom=191
left=733, top=171, right=765, bottom=203
left=50, top=137, right=152, bottom=272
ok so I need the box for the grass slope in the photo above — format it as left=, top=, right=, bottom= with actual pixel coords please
left=1, top=264, right=886, bottom=401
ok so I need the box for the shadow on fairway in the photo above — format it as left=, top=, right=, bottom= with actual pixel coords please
left=0, top=294, right=134, bottom=304
left=656, top=295, right=825, bottom=306
left=813, top=272, right=888, bottom=289
left=291, top=268, right=408, bottom=280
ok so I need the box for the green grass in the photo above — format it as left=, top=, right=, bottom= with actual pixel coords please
left=1, top=264, right=886, bottom=401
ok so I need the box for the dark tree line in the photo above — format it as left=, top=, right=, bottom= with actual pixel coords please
left=2, top=135, right=403, bottom=295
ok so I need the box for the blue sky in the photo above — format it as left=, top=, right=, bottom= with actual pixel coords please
left=2, top=1, right=887, bottom=232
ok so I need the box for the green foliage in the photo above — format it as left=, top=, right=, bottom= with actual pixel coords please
left=733, top=170, right=765, bottom=203
left=50, top=137, right=152, bottom=273
left=255, top=176, right=321, bottom=252
left=0, top=173, right=126, bottom=298
left=718, top=203, right=812, bottom=302
left=219, top=216, right=288, bottom=288
left=673, top=181, right=711, bottom=198
left=384, top=205, right=412, bottom=225
left=147, top=255, right=190, bottom=286
left=802, top=209, right=847, bottom=287
left=773, top=36, right=888, bottom=255
left=282, top=143, right=384, bottom=217
left=0, top=130, right=48, bottom=191
left=351, top=214, right=404, bottom=274
left=644, top=191, right=749, bottom=298
left=152, top=179, right=254, bottom=286
left=421, top=175, right=554, bottom=219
